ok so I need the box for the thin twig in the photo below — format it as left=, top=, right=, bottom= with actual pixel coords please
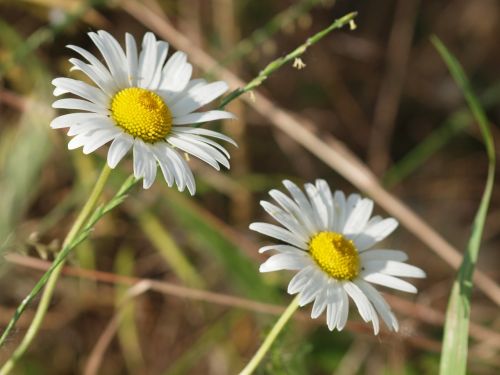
left=367, top=0, right=420, bottom=175
left=4, top=253, right=445, bottom=354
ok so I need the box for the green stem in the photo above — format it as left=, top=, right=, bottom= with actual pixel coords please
left=238, top=295, right=300, bottom=375
left=219, top=12, right=357, bottom=108
left=0, top=164, right=112, bottom=375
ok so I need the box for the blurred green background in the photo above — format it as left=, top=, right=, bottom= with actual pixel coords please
left=0, top=0, right=499, bottom=374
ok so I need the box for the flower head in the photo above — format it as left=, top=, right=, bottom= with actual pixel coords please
left=250, top=179, right=425, bottom=334
left=51, top=31, right=237, bottom=193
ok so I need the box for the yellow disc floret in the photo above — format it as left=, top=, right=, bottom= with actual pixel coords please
left=110, top=87, right=172, bottom=143
left=309, top=231, right=360, bottom=280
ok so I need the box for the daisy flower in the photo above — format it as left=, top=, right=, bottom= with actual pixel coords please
left=250, top=179, right=425, bottom=334
left=51, top=30, right=237, bottom=193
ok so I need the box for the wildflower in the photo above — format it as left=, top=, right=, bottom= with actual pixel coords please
left=51, top=31, right=236, bottom=193
left=292, top=58, right=306, bottom=70
left=250, top=179, right=425, bottom=334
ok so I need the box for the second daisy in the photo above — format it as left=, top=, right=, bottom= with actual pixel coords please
left=250, top=179, right=425, bottom=334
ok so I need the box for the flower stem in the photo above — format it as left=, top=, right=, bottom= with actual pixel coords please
left=0, top=164, right=112, bottom=375
left=238, top=295, right=300, bottom=375
left=219, top=12, right=357, bottom=108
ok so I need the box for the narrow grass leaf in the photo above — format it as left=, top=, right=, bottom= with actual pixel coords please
left=115, top=246, right=144, bottom=373
left=432, top=36, right=496, bottom=375
left=384, top=83, right=500, bottom=187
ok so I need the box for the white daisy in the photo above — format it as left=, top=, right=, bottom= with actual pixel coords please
left=51, top=30, right=237, bottom=193
left=250, top=179, right=425, bottom=334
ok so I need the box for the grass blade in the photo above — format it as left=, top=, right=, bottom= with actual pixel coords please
left=432, top=36, right=496, bottom=375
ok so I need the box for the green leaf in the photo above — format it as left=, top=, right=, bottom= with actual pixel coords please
left=432, top=36, right=496, bottom=375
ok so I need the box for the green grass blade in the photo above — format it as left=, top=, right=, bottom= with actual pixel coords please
left=383, top=111, right=468, bottom=187
left=115, top=246, right=144, bottom=373
left=383, top=83, right=500, bottom=187
left=219, top=11, right=357, bottom=108
left=137, top=209, right=205, bottom=288
left=432, top=36, right=496, bottom=375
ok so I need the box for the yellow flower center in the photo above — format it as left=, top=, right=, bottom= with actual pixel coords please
left=309, top=231, right=360, bottom=280
left=110, top=87, right=172, bottom=143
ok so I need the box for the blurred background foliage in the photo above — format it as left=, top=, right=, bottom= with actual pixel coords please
left=0, top=0, right=499, bottom=374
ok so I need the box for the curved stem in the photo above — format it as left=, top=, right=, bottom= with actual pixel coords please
left=238, top=295, right=300, bottom=375
left=0, top=165, right=112, bottom=375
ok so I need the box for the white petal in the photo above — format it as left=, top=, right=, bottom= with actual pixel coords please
left=68, top=133, right=92, bottom=150
left=259, top=201, right=310, bottom=241
left=173, top=110, right=235, bottom=125
left=368, top=302, right=380, bottom=335
left=169, top=81, right=228, bottom=117
left=137, top=32, right=157, bottom=88
left=132, top=140, right=147, bottom=179
left=89, top=31, right=128, bottom=87
left=107, top=133, right=134, bottom=168
left=343, top=198, right=374, bottom=235
left=249, top=222, right=307, bottom=249
left=66, top=45, right=117, bottom=94
left=166, top=78, right=206, bottom=106
left=142, top=147, right=158, bottom=189
left=336, top=288, right=349, bottom=331
left=68, top=57, right=117, bottom=95
left=82, top=128, right=120, bottom=154
left=258, top=244, right=305, bottom=254
left=51, top=113, right=104, bottom=129
left=364, top=260, right=426, bottom=278
left=333, top=190, right=347, bottom=232
left=125, top=33, right=138, bottom=86
left=356, top=280, right=399, bottom=332
left=52, top=77, right=109, bottom=105
left=67, top=44, right=110, bottom=75
left=172, top=132, right=231, bottom=158
left=287, top=266, right=316, bottom=294
left=365, top=215, right=383, bottom=228
left=325, top=286, right=342, bottom=330
left=165, top=146, right=196, bottom=195
left=159, top=51, right=192, bottom=94
left=343, top=282, right=373, bottom=323
left=298, top=270, right=326, bottom=306
left=315, top=179, right=334, bottom=229
left=268, top=189, right=316, bottom=234
left=345, top=193, right=361, bottom=218
left=66, top=117, right=115, bottom=136
left=355, top=218, right=399, bottom=251
left=311, top=287, right=328, bottom=319
left=149, top=41, right=169, bottom=89
left=259, top=252, right=309, bottom=273
left=305, top=183, right=329, bottom=230
left=363, top=272, right=418, bottom=293
left=172, top=127, right=237, bottom=146
left=151, top=143, right=174, bottom=187
left=167, top=136, right=226, bottom=170
left=283, top=180, right=320, bottom=230
left=360, top=249, right=408, bottom=263
left=53, top=98, right=108, bottom=115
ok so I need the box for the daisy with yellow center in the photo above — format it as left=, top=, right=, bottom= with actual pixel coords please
left=250, top=179, right=425, bottom=334
left=51, top=31, right=236, bottom=192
